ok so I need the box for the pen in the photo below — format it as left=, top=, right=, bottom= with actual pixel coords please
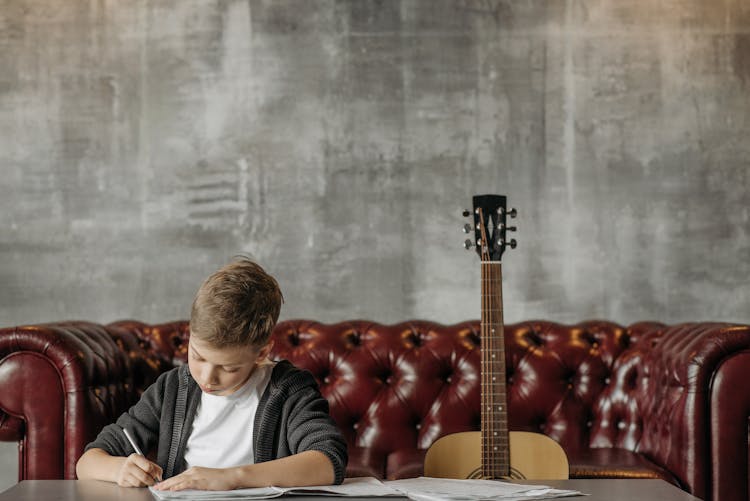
left=122, top=427, right=144, bottom=456
left=122, top=427, right=162, bottom=482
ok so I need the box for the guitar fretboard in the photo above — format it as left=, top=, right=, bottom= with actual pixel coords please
left=481, top=261, right=509, bottom=479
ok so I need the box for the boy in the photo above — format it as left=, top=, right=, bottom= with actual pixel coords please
left=76, top=259, right=347, bottom=491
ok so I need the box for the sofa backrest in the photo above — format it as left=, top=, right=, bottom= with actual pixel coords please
left=109, top=318, right=668, bottom=457
left=272, top=320, right=672, bottom=456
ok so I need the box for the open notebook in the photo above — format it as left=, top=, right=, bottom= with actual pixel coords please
left=148, top=476, right=584, bottom=501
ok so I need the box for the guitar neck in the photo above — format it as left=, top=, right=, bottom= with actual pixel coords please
left=481, top=261, right=509, bottom=479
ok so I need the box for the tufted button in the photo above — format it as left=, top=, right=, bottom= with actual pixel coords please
left=617, top=420, right=626, bottom=430
left=586, top=420, right=593, bottom=428
left=621, top=334, right=631, bottom=348
left=445, top=376, right=452, bottom=383
left=467, top=332, right=480, bottom=347
left=323, top=376, right=331, bottom=384
left=415, top=423, right=421, bottom=430
left=347, top=332, right=361, bottom=346
left=409, top=331, right=423, bottom=347
left=287, top=333, right=300, bottom=346
left=525, top=331, right=543, bottom=346
left=627, top=371, right=639, bottom=389
left=352, top=422, right=359, bottom=430
left=604, top=377, right=611, bottom=385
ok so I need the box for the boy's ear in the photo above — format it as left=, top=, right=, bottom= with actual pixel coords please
left=257, top=341, right=274, bottom=361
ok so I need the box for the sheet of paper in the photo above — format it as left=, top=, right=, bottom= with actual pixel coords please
left=148, top=477, right=403, bottom=500
left=285, top=477, right=403, bottom=497
left=149, top=485, right=285, bottom=500
left=384, top=477, right=585, bottom=501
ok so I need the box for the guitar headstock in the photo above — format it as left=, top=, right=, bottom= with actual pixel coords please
left=463, top=194, right=517, bottom=261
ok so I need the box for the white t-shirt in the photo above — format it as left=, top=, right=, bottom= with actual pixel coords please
left=183, top=360, right=276, bottom=469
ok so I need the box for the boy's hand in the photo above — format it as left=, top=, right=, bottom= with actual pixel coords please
left=153, top=466, right=235, bottom=491
left=116, top=454, right=163, bottom=487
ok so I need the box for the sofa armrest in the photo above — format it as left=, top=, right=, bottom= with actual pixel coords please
left=605, top=323, right=750, bottom=501
left=709, top=339, right=750, bottom=501
left=0, top=322, right=134, bottom=480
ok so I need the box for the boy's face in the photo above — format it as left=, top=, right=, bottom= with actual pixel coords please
left=187, top=334, right=271, bottom=396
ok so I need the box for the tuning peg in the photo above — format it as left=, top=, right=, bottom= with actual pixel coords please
left=506, top=226, right=517, bottom=232
left=463, top=223, right=472, bottom=234
left=462, top=209, right=471, bottom=217
left=508, top=208, right=517, bottom=218
left=508, top=239, right=517, bottom=249
left=463, top=239, right=474, bottom=250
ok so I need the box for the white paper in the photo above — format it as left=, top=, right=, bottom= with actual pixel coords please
left=280, top=477, right=403, bottom=497
left=149, top=476, right=402, bottom=500
left=149, top=485, right=285, bottom=500
left=384, top=477, right=584, bottom=501
left=148, top=476, right=584, bottom=501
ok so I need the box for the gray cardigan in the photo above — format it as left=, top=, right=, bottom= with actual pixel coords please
left=86, top=360, right=348, bottom=484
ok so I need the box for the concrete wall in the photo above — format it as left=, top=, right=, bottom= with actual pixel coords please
left=1, top=0, right=749, bottom=489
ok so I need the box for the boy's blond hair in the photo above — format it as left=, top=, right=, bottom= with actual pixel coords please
left=190, top=259, right=284, bottom=348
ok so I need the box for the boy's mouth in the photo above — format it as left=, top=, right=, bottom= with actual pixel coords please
left=199, top=385, right=219, bottom=393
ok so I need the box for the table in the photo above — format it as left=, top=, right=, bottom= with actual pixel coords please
left=0, top=479, right=702, bottom=500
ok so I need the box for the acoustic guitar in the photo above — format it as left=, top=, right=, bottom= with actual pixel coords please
left=424, top=194, right=569, bottom=480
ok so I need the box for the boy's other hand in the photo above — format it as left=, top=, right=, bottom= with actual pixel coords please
left=116, top=454, right=163, bottom=487
left=153, top=466, right=234, bottom=491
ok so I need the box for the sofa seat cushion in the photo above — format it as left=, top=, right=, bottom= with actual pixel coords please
left=386, top=448, right=428, bottom=480
left=346, top=447, right=388, bottom=479
left=346, top=447, right=427, bottom=480
left=568, top=448, right=682, bottom=487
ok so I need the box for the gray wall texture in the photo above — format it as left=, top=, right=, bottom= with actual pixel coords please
left=1, top=0, right=749, bottom=490
left=2, top=1, right=749, bottom=327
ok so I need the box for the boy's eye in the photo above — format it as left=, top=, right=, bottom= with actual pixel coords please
left=224, top=368, right=239, bottom=373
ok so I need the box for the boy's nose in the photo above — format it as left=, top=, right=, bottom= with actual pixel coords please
left=201, top=366, right=220, bottom=386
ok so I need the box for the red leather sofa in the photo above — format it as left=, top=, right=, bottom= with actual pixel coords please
left=1, top=319, right=749, bottom=501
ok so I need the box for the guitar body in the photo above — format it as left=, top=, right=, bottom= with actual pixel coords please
left=424, top=431, right=569, bottom=480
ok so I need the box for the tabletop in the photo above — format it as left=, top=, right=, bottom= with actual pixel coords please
left=0, top=478, right=702, bottom=501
